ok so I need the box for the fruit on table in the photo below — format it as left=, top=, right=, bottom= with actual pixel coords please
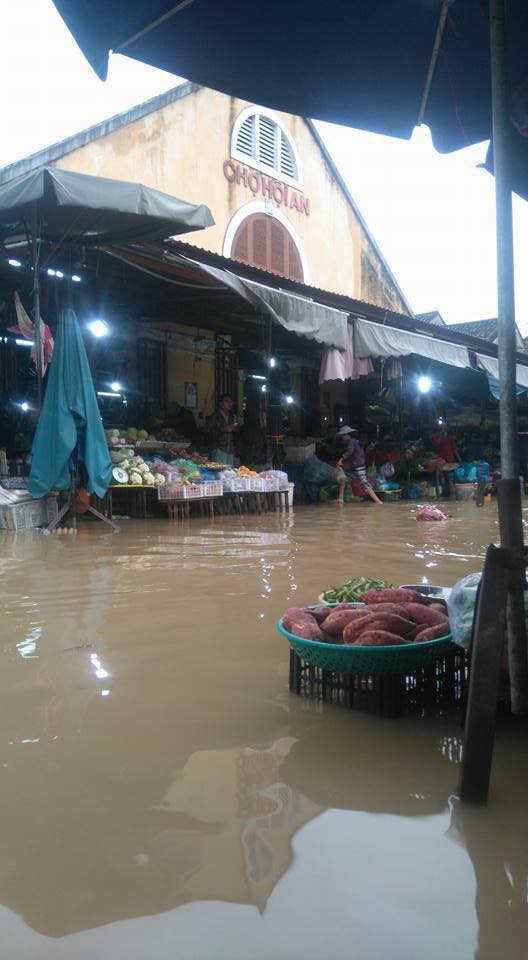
left=137, top=429, right=149, bottom=441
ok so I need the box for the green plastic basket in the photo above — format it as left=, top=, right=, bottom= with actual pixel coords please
left=277, top=604, right=453, bottom=674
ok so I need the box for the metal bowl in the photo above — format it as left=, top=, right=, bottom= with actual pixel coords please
left=400, top=583, right=451, bottom=601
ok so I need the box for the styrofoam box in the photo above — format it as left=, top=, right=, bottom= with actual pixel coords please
left=0, top=496, right=58, bottom=531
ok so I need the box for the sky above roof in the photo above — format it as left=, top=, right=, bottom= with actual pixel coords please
left=2, top=0, right=528, bottom=332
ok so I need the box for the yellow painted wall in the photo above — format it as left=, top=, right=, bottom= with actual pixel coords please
left=54, top=85, right=407, bottom=314
left=166, top=345, right=216, bottom=423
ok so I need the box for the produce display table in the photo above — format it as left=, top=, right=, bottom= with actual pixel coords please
left=95, top=484, right=154, bottom=519
left=95, top=486, right=290, bottom=520
left=160, top=495, right=220, bottom=520
left=164, top=489, right=290, bottom=519
left=218, top=489, right=289, bottom=515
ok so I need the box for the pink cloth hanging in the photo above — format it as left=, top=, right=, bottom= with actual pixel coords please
left=8, top=291, right=54, bottom=374
left=319, top=326, right=373, bottom=383
left=386, top=358, right=403, bottom=380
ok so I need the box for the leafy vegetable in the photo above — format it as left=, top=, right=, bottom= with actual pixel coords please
left=322, top=577, right=390, bottom=604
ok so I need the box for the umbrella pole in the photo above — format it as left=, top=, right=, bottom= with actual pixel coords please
left=460, top=0, right=528, bottom=803
left=489, top=0, right=528, bottom=716
left=31, top=201, right=43, bottom=406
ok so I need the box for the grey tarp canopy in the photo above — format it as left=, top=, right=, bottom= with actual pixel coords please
left=476, top=353, right=528, bottom=391
left=353, top=317, right=471, bottom=369
left=178, top=257, right=349, bottom=350
left=0, top=166, right=214, bottom=244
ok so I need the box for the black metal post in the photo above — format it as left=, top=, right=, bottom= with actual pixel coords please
left=459, top=546, right=508, bottom=803
left=497, top=479, right=528, bottom=712
left=490, top=0, right=528, bottom=714
left=31, top=201, right=43, bottom=405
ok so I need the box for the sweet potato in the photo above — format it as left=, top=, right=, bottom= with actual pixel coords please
left=353, top=630, right=406, bottom=647
left=290, top=620, right=324, bottom=640
left=413, top=622, right=450, bottom=643
left=354, top=602, right=413, bottom=619
left=429, top=602, right=447, bottom=613
left=400, top=603, right=449, bottom=627
left=282, top=609, right=323, bottom=640
left=324, top=607, right=374, bottom=636
left=342, top=612, right=413, bottom=643
left=305, top=606, right=333, bottom=625
left=342, top=615, right=379, bottom=643
left=282, top=607, right=310, bottom=628
left=360, top=588, right=426, bottom=605
left=358, top=613, right=415, bottom=638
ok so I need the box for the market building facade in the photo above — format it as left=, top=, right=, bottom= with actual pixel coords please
left=2, top=83, right=409, bottom=313
left=0, top=83, right=414, bottom=434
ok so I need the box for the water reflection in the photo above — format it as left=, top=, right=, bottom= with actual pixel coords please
left=0, top=503, right=526, bottom=957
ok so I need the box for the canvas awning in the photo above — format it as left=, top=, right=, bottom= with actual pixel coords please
left=353, top=317, right=471, bottom=368
left=180, top=257, right=349, bottom=350
left=0, top=166, right=214, bottom=244
left=476, top=353, right=528, bottom=395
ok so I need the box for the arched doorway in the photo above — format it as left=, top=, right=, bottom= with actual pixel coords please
left=230, top=213, right=304, bottom=282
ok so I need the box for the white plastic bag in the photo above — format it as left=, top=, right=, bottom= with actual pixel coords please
left=446, top=573, right=481, bottom=649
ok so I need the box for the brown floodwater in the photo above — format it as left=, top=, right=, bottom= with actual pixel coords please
left=1, top=500, right=527, bottom=959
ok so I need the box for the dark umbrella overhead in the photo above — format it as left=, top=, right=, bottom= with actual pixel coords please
left=53, top=0, right=528, bottom=198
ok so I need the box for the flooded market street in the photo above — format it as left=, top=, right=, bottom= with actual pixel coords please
left=1, top=501, right=528, bottom=959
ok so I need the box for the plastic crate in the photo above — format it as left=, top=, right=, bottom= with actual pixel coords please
left=455, top=482, right=475, bottom=501
left=202, top=481, right=223, bottom=497
left=249, top=478, right=267, bottom=492
left=378, top=488, right=403, bottom=502
left=264, top=476, right=280, bottom=491
left=223, top=477, right=250, bottom=492
left=0, top=495, right=58, bottom=531
left=284, top=441, right=315, bottom=463
left=157, top=484, right=203, bottom=500
left=289, top=646, right=470, bottom=719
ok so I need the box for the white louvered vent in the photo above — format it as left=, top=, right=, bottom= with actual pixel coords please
left=236, top=114, right=255, bottom=158
left=257, top=116, right=277, bottom=168
left=233, top=112, right=299, bottom=183
left=279, top=131, right=297, bottom=180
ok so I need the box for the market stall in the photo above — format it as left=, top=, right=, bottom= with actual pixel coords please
left=100, top=427, right=291, bottom=520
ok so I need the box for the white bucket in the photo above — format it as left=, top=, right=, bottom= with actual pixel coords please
left=287, top=482, right=295, bottom=507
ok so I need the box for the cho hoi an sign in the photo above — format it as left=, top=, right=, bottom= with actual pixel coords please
left=223, top=160, right=310, bottom=215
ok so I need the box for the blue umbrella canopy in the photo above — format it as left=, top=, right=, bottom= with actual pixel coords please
left=53, top=0, right=528, bottom=197
left=28, top=309, right=112, bottom=500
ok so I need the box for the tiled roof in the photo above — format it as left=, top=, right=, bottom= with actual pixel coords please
left=449, top=318, right=499, bottom=341
left=416, top=310, right=445, bottom=326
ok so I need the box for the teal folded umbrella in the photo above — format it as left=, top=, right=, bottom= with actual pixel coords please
left=28, top=308, right=111, bottom=499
